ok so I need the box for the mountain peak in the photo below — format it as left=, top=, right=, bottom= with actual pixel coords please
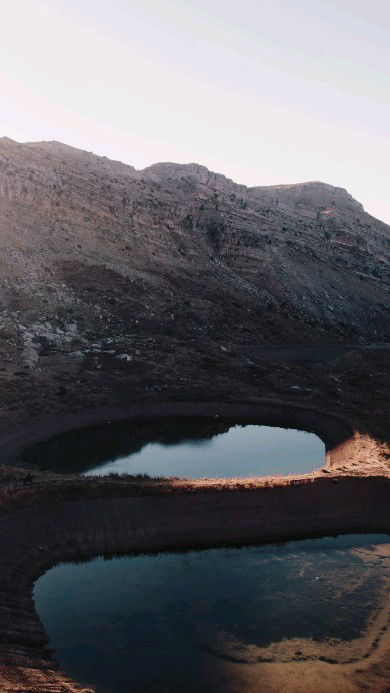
left=251, top=180, right=363, bottom=214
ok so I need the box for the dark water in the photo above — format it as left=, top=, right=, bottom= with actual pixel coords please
left=84, top=425, right=324, bottom=478
left=34, top=534, right=389, bottom=692
left=21, top=418, right=325, bottom=477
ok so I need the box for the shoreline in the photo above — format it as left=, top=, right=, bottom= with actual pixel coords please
left=0, top=476, right=388, bottom=691
left=0, top=395, right=388, bottom=690
left=0, top=399, right=356, bottom=465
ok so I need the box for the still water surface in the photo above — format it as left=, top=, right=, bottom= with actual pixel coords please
left=34, top=534, right=389, bottom=692
left=84, top=425, right=324, bottom=477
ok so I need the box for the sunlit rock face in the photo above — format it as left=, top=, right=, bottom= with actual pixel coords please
left=34, top=534, right=390, bottom=692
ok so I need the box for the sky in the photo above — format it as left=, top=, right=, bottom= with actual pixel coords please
left=1, top=0, right=389, bottom=222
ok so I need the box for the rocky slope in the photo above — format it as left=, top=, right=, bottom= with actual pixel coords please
left=0, top=138, right=389, bottom=692
left=0, top=137, right=388, bottom=444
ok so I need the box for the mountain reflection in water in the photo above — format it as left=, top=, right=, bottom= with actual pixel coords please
left=20, top=419, right=325, bottom=477
left=84, top=424, right=324, bottom=478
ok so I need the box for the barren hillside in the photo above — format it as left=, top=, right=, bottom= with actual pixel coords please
left=0, top=137, right=388, bottom=442
left=1, top=137, right=388, bottom=348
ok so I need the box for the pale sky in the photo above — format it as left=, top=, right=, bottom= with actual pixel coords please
left=1, top=0, right=389, bottom=222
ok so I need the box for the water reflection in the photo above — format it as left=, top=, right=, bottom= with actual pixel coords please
left=84, top=424, right=324, bottom=478
left=20, top=418, right=324, bottom=477
left=34, top=534, right=390, bottom=692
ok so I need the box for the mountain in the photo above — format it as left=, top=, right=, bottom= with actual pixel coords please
left=0, top=137, right=388, bottom=436
left=0, top=138, right=389, bottom=693
left=1, top=138, right=388, bottom=347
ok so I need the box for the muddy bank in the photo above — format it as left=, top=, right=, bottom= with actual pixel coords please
left=0, top=345, right=388, bottom=464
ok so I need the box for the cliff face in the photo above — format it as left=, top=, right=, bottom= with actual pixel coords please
left=0, top=137, right=389, bottom=435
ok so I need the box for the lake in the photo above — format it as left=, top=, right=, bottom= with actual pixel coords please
left=83, top=424, right=324, bottom=478
left=21, top=419, right=325, bottom=478
left=34, top=533, right=389, bottom=692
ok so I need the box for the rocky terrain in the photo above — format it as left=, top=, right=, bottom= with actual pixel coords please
left=0, top=136, right=389, bottom=448
left=0, top=137, right=389, bottom=691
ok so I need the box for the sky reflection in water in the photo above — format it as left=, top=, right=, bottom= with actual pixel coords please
left=34, top=533, right=389, bottom=692
left=84, top=424, right=324, bottom=478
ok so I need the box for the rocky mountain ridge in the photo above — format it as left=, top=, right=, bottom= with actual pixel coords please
left=0, top=136, right=388, bottom=396
left=1, top=137, right=388, bottom=348
left=0, top=136, right=388, bottom=454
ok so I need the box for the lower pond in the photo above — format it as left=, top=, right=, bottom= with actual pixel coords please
left=21, top=419, right=325, bottom=477
left=34, top=533, right=390, bottom=692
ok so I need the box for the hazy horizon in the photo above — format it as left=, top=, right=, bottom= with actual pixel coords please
left=1, top=0, right=389, bottom=223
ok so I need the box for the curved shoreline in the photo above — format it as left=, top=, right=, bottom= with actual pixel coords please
left=0, top=399, right=355, bottom=467
left=0, top=477, right=389, bottom=691
left=0, top=399, right=388, bottom=690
